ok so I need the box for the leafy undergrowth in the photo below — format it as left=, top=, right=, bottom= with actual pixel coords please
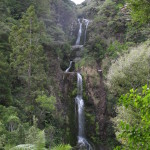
left=112, top=85, right=150, bottom=150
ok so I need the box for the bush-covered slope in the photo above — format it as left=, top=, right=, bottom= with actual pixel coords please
left=107, top=41, right=150, bottom=96
left=75, top=0, right=150, bottom=149
left=0, top=0, right=76, bottom=149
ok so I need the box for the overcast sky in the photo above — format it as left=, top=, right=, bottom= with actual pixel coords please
left=71, top=0, right=85, bottom=4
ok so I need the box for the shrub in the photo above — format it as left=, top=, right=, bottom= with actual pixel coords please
left=106, top=40, right=128, bottom=58
left=112, top=85, right=150, bottom=149
left=106, top=41, right=150, bottom=96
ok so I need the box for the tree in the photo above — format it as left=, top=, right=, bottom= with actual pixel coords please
left=35, top=94, right=56, bottom=126
left=0, top=121, right=6, bottom=149
left=0, top=52, right=12, bottom=106
left=25, top=119, right=46, bottom=149
left=126, top=0, right=150, bottom=24
left=5, top=0, right=33, bottom=20
left=9, top=5, right=47, bottom=98
left=36, top=95, right=56, bottom=112
left=7, top=115, right=20, bottom=132
left=17, top=124, right=25, bottom=144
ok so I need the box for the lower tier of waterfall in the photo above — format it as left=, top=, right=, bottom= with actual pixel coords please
left=76, top=73, right=93, bottom=150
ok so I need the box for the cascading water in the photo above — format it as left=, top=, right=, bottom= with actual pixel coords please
left=75, top=73, right=92, bottom=150
left=75, top=73, right=84, bottom=138
left=83, top=19, right=89, bottom=45
left=65, top=18, right=92, bottom=149
left=65, top=61, right=73, bottom=72
left=76, top=19, right=82, bottom=45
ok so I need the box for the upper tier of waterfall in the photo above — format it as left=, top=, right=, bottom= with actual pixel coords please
left=83, top=19, right=90, bottom=44
left=75, top=18, right=90, bottom=46
left=76, top=19, right=82, bottom=45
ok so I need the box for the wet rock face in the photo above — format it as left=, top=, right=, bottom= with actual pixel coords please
left=62, top=72, right=77, bottom=146
left=70, top=45, right=84, bottom=62
left=96, top=66, right=107, bottom=140
left=80, top=62, right=107, bottom=143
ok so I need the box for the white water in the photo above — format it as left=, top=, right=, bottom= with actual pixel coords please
left=76, top=19, right=82, bottom=45
left=75, top=73, right=92, bottom=150
left=83, top=19, right=89, bottom=44
left=65, top=61, right=73, bottom=72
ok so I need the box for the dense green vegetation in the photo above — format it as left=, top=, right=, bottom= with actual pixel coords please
left=113, top=85, right=150, bottom=150
left=0, top=0, right=150, bottom=149
left=77, top=0, right=150, bottom=149
left=126, top=0, right=150, bottom=24
left=0, top=0, right=75, bottom=149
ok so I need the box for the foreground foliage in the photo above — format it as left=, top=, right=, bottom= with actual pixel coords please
left=113, top=85, right=150, bottom=149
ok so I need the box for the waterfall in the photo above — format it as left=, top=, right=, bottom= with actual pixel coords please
left=83, top=19, right=89, bottom=44
left=76, top=18, right=89, bottom=45
left=76, top=19, right=82, bottom=45
left=65, top=61, right=73, bottom=72
left=65, top=18, right=92, bottom=149
left=75, top=73, right=92, bottom=150
left=76, top=73, right=84, bottom=138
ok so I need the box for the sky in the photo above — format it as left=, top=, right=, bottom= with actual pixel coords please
left=71, top=0, right=85, bottom=4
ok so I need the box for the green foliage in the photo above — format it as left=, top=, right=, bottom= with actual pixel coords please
left=5, top=0, right=33, bottom=20
left=93, top=42, right=106, bottom=60
left=38, top=0, right=76, bottom=43
left=57, top=43, right=71, bottom=59
left=25, top=126, right=42, bottom=145
left=36, top=95, right=56, bottom=112
left=87, top=38, right=107, bottom=61
left=44, top=125, right=65, bottom=148
left=0, top=52, right=12, bottom=106
left=35, top=130, right=46, bottom=150
left=0, top=1, right=12, bottom=58
left=0, top=0, right=9, bottom=21
left=10, top=5, right=47, bottom=98
left=106, top=40, right=128, bottom=58
left=126, top=0, right=150, bottom=24
left=9, top=122, right=46, bottom=149
left=113, top=85, right=150, bottom=149
left=107, top=41, right=150, bottom=96
left=93, top=0, right=122, bottom=35
left=0, top=105, right=21, bottom=147
left=87, top=0, right=129, bottom=62
left=7, top=115, right=20, bottom=132
left=75, top=55, right=95, bottom=70
left=0, top=0, right=77, bottom=149
left=17, top=125, right=25, bottom=144
left=51, top=144, right=71, bottom=150
left=98, top=0, right=117, bottom=17
left=0, top=122, right=6, bottom=149
left=56, top=43, right=71, bottom=71
left=126, top=23, right=150, bottom=43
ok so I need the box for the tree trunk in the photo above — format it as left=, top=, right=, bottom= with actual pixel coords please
left=28, top=18, right=32, bottom=93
